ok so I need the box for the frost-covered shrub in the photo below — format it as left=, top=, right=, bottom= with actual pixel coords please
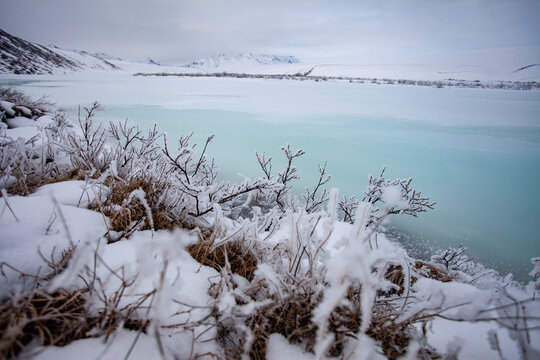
left=338, top=167, right=435, bottom=227
left=528, top=257, right=540, bottom=300
left=0, top=90, right=73, bottom=193
left=430, top=245, right=471, bottom=272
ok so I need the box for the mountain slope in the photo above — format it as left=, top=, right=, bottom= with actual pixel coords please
left=0, top=28, right=119, bottom=74
left=0, top=29, right=82, bottom=74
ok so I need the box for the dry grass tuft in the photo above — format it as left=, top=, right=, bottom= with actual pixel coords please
left=218, top=286, right=364, bottom=359
left=100, top=177, right=182, bottom=240
left=151, top=209, right=176, bottom=231
left=415, top=261, right=454, bottom=283
left=108, top=179, right=153, bottom=206
left=7, top=168, right=86, bottom=197
left=245, top=291, right=319, bottom=359
left=381, top=265, right=406, bottom=297
left=368, top=300, right=416, bottom=360
left=105, top=179, right=153, bottom=232
left=188, top=239, right=258, bottom=282
left=0, top=248, right=150, bottom=358
left=0, top=289, right=91, bottom=358
left=100, top=177, right=191, bottom=239
left=0, top=285, right=150, bottom=359
left=368, top=301, right=441, bottom=360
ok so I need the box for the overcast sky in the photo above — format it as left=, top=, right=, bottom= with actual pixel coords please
left=1, top=0, right=539, bottom=64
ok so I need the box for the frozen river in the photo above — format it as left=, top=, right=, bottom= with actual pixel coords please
left=2, top=73, right=539, bottom=281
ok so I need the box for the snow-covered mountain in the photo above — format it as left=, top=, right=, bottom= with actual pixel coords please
left=0, top=28, right=119, bottom=74
left=185, top=53, right=300, bottom=69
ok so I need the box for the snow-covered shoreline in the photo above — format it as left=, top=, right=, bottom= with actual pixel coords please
left=133, top=71, right=540, bottom=91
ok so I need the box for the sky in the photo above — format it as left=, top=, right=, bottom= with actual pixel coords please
left=1, top=0, right=539, bottom=65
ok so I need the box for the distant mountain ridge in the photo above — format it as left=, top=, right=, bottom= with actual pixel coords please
left=0, top=28, right=119, bottom=74
left=185, top=53, right=301, bottom=68
left=1, top=27, right=537, bottom=82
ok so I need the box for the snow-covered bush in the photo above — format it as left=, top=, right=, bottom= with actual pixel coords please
left=528, top=258, right=540, bottom=300
left=430, top=245, right=470, bottom=272
left=0, top=89, right=72, bottom=193
left=338, top=167, right=435, bottom=227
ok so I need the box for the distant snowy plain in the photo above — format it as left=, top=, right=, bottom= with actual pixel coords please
left=1, top=71, right=539, bottom=281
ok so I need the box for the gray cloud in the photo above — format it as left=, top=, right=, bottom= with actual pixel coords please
left=1, top=0, right=539, bottom=64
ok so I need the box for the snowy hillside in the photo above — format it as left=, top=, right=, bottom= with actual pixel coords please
left=0, top=29, right=81, bottom=75
left=0, top=28, right=119, bottom=75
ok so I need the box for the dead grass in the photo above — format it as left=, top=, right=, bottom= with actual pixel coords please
left=0, top=286, right=151, bottom=359
left=105, top=179, right=153, bottom=232
left=381, top=265, right=406, bottom=297
left=367, top=302, right=411, bottom=359
left=414, top=261, right=454, bottom=283
left=217, top=284, right=364, bottom=359
left=188, top=239, right=258, bottom=282
left=7, top=173, right=189, bottom=241
left=6, top=168, right=86, bottom=197
left=245, top=291, right=320, bottom=359
left=0, top=288, right=91, bottom=358
left=380, top=261, right=453, bottom=299
left=100, top=177, right=187, bottom=241
left=0, top=244, right=151, bottom=359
